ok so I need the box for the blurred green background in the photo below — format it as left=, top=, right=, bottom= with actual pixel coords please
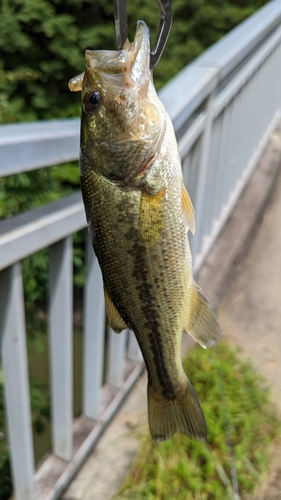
left=0, top=0, right=269, bottom=124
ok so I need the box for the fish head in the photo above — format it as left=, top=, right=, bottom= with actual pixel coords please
left=69, top=21, right=165, bottom=184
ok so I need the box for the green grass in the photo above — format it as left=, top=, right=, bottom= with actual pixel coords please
left=114, top=342, right=280, bottom=500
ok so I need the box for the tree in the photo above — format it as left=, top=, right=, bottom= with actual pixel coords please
left=0, top=0, right=269, bottom=124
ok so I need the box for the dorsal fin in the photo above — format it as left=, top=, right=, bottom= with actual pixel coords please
left=184, top=283, right=221, bottom=348
left=181, top=182, right=195, bottom=234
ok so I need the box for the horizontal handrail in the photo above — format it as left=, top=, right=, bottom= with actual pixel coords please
left=0, top=193, right=85, bottom=271
left=160, top=0, right=281, bottom=128
left=195, top=0, right=281, bottom=78
left=0, top=119, right=80, bottom=177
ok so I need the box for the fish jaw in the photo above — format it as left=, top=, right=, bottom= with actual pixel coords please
left=84, top=19, right=151, bottom=94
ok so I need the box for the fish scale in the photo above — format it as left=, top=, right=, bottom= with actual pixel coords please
left=84, top=167, right=187, bottom=392
left=69, top=20, right=221, bottom=441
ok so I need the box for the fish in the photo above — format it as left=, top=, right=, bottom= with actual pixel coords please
left=69, top=20, right=221, bottom=442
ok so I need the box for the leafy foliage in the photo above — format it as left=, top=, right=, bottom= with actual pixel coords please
left=115, top=343, right=280, bottom=500
left=0, top=166, right=73, bottom=218
left=0, top=0, right=269, bottom=124
left=0, top=0, right=269, bottom=300
left=127, top=0, right=268, bottom=90
left=0, top=0, right=115, bottom=123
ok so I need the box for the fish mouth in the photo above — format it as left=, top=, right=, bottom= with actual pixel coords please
left=85, top=20, right=150, bottom=92
left=69, top=21, right=151, bottom=93
left=129, top=20, right=150, bottom=88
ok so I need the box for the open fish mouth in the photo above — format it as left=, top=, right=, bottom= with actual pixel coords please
left=69, top=21, right=150, bottom=93
left=85, top=20, right=150, bottom=91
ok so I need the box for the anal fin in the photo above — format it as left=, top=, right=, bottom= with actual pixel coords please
left=104, top=287, right=127, bottom=333
left=184, top=283, right=221, bottom=348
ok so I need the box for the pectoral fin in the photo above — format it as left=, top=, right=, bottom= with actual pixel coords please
left=139, top=189, right=165, bottom=245
left=184, top=283, right=221, bottom=348
left=104, top=287, right=127, bottom=333
left=181, top=183, right=195, bottom=234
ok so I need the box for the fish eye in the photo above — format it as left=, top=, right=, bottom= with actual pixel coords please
left=83, top=89, right=101, bottom=114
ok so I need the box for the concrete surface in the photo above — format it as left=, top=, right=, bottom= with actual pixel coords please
left=221, top=168, right=281, bottom=497
left=61, top=124, right=281, bottom=499
left=218, top=165, right=281, bottom=412
left=61, top=374, right=148, bottom=500
left=197, top=125, right=281, bottom=310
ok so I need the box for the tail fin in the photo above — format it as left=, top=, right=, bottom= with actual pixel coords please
left=147, top=381, right=207, bottom=442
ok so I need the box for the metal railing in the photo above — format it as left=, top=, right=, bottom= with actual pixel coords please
left=1, top=1, right=281, bottom=498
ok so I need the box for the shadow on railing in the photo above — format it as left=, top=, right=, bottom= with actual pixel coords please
left=1, top=1, right=281, bottom=498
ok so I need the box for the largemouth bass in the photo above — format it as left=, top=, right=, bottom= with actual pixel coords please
left=69, top=21, right=221, bottom=441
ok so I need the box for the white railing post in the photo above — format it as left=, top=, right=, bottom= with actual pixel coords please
left=83, top=236, right=105, bottom=420
left=49, top=237, right=73, bottom=461
left=192, top=91, right=216, bottom=257
left=0, top=264, right=35, bottom=500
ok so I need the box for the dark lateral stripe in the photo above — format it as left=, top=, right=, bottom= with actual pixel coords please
left=124, top=214, right=177, bottom=399
left=147, top=327, right=177, bottom=399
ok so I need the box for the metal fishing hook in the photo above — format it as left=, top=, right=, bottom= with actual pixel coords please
left=113, top=0, right=172, bottom=69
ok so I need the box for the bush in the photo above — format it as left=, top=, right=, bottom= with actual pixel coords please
left=0, top=0, right=269, bottom=124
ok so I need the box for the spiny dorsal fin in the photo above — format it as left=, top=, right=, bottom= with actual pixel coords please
left=184, top=283, right=221, bottom=348
left=181, top=182, right=195, bottom=234
left=104, top=287, right=127, bottom=333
